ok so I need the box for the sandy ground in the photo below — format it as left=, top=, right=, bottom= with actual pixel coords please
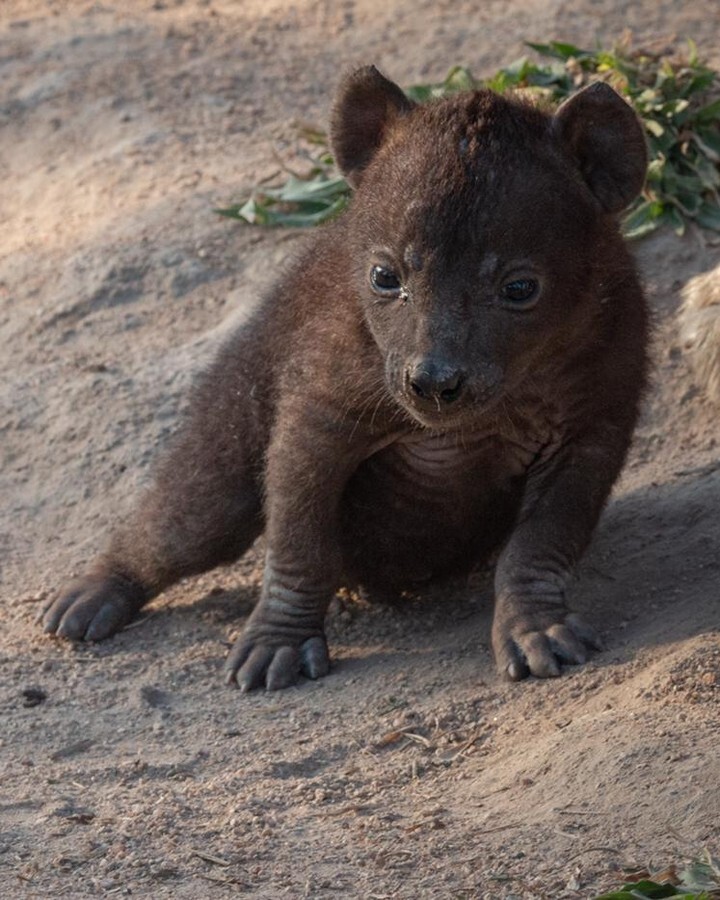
left=2, top=1, right=720, bottom=897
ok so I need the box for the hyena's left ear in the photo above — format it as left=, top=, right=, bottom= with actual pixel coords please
left=330, top=65, right=415, bottom=188
left=553, top=82, right=648, bottom=214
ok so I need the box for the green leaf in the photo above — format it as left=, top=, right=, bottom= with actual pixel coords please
left=694, top=127, right=720, bottom=160
left=679, top=854, right=720, bottom=890
left=685, top=154, right=720, bottom=192
left=594, top=881, right=693, bottom=899
left=406, top=65, right=477, bottom=102
left=443, top=65, right=478, bottom=93
left=214, top=200, right=259, bottom=222
left=683, top=69, right=716, bottom=96
left=622, top=198, right=664, bottom=239
left=661, top=168, right=705, bottom=197
left=526, top=40, right=589, bottom=60
left=666, top=204, right=687, bottom=236
left=483, top=70, right=514, bottom=94
left=404, top=82, right=434, bottom=103
left=215, top=174, right=349, bottom=228
left=696, top=96, right=720, bottom=124
left=268, top=175, right=349, bottom=204
left=490, top=56, right=535, bottom=89
left=262, top=194, right=349, bottom=228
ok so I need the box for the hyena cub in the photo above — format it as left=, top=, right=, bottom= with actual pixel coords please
left=40, top=67, right=649, bottom=692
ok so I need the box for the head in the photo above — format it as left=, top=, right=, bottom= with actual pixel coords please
left=331, top=66, right=647, bottom=428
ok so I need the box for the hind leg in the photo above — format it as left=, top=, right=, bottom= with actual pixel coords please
left=39, top=479, right=263, bottom=641
left=40, top=373, right=266, bottom=641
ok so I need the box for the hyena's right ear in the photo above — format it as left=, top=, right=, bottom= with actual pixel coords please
left=330, top=65, right=415, bottom=189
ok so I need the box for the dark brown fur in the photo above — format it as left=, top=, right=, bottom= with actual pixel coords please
left=40, top=68, right=649, bottom=691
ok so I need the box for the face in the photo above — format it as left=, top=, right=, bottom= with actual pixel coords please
left=347, top=95, right=603, bottom=430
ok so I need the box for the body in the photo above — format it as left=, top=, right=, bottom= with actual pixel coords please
left=40, top=68, right=649, bottom=691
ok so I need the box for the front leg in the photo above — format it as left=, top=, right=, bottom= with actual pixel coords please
left=224, top=403, right=368, bottom=692
left=492, top=434, right=626, bottom=681
left=224, top=550, right=336, bottom=691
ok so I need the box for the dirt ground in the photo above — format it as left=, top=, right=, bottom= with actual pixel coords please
left=2, top=1, right=720, bottom=897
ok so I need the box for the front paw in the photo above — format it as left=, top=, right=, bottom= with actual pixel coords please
left=492, top=603, right=601, bottom=681
left=38, top=572, right=146, bottom=641
left=224, top=632, right=330, bottom=692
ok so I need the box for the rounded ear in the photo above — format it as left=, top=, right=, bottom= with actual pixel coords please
left=330, top=65, right=415, bottom=188
left=553, top=82, right=648, bottom=214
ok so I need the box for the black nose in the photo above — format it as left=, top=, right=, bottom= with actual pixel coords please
left=406, top=361, right=465, bottom=405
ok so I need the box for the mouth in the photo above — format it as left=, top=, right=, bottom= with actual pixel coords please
left=398, top=388, right=502, bottom=430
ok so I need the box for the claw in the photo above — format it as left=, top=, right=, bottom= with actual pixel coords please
left=236, top=645, right=275, bottom=692
left=266, top=646, right=301, bottom=691
left=300, top=635, right=330, bottom=680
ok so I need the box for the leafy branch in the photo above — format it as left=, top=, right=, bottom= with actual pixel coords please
left=217, top=38, right=720, bottom=240
left=593, top=850, right=720, bottom=899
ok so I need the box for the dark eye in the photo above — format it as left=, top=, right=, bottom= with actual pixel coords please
left=370, top=265, right=402, bottom=297
left=501, top=278, right=539, bottom=308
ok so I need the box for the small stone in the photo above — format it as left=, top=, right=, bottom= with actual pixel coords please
left=22, top=687, right=47, bottom=708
